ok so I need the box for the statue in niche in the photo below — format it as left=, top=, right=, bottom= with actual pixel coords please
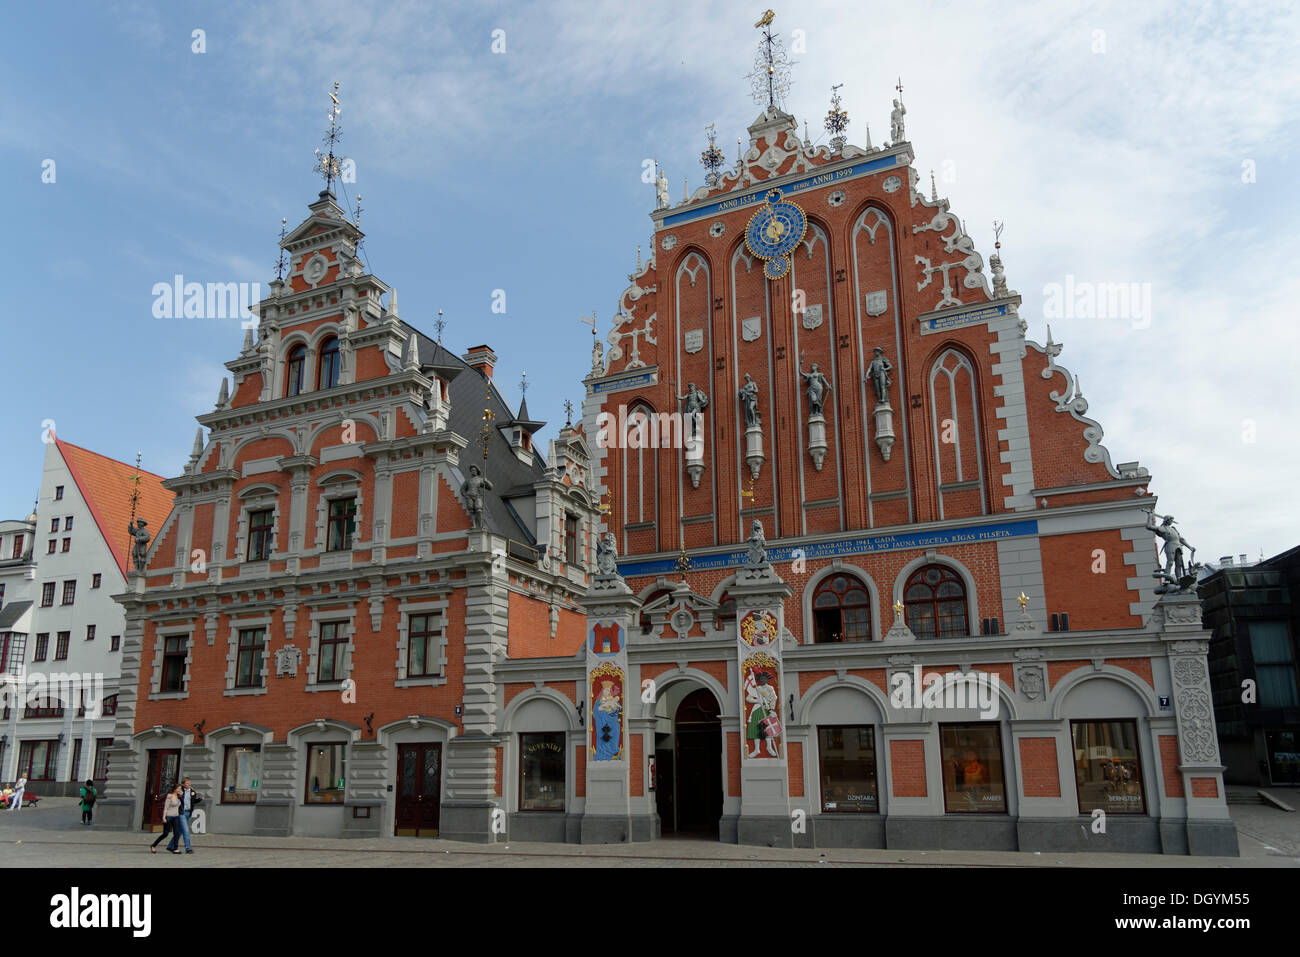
left=798, top=362, right=831, bottom=417
left=866, top=347, right=893, bottom=404
left=128, top=518, right=151, bottom=572
left=595, top=531, right=621, bottom=577
left=745, top=520, right=769, bottom=568
left=739, top=373, right=761, bottom=428
left=676, top=382, right=709, bottom=437
left=460, top=464, right=493, bottom=530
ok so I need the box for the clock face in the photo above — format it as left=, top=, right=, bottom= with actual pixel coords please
left=745, top=194, right=807, bottom=261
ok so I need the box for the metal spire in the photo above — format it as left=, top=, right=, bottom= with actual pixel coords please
left=434, top=309, right=446, bottom=345
left=313, top=81, right=343, bottom=193
left=748, top=10, right=792, bottom=110
left=274, top=217, right=288, bottom=281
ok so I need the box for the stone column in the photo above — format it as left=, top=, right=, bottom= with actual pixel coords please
left=729, top=561, right=794, bottom=847
left=579, top=574, right=645, bottom=842
left=1155, top=591, right=1238, bottom=857
left=96, top=573, right=147, bottom=829
left=807, top=413, right=828, bottom=471
left=342, top=739, right=386, bottom=837
left=251, top=742, right=298, bottom=837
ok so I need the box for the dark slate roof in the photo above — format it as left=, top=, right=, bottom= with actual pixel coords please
left=404, top=323, right=547, bottom=544
left=0, top=600, right=34, bottom=630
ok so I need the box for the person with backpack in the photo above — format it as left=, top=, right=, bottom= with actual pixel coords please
left=78, top=778, right=97, bottom=824
left=150, top=785, right=182, bottom=853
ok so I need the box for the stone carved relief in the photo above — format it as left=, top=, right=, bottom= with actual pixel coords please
left=1171, top=655, right=1220, bottom=764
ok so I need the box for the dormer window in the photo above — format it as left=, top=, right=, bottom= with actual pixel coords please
left=286, top=344, right=307, bottom=397
left=318, top=336, right=340, bottom=390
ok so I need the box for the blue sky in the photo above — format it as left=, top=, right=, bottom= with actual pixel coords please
left=3, top=0, right=1298, bottom=560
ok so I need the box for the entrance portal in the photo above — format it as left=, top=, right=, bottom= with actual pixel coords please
left=141, top=748, right=180, bottom=831
left=658, top=688, right=722, bottom=836
left=394, top=742, right=441, bottom=837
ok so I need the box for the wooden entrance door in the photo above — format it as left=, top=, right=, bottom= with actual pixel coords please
left=141, top=749, right=180, bottom=831
left=394, top=743, right=441, bottom=837
left=672, top=690, right=722, bottom=835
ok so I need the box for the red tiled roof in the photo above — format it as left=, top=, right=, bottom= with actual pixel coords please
left=56, top=439, right=173, bottom=577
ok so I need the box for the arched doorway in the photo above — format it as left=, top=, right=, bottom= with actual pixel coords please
left=656, top=688, right=722, bottom=836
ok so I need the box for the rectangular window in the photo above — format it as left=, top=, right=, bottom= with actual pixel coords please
left=10, top=535, right=22, bottom=559
left=818, top=725, right=879, bottom=813
left=61, top=580, right=76, bottom=605
left=55, top=631, right=70, bottom=660
left=564, top=514, right=579, bottom=565
left=64, top=516, right=73, bottom=530
left=317, top=621, right=348, bottom=683
left=24, top=698, right=64, bottom=719
left=1250, top=621, right=1300, bottom=709
left=47, top=540, right=56, bottom=554
left=940, top=723, right=1007, bottom=813
left=50, top=517, right=60, bottom=533
left=161, top=635, right=188, bottom=692
left=102, top=695, right=117, bottom=716
left=222, top=744, right=261, bottom=804
left=235, top=628, right=266, bottom=688
left=54, top=485, right=64, bottom=500
left=86, top=624, right=96, bottom=641
left=17, top=740, right=59, bottom=781
left=327, top=498, right=356, bottom=552
left=1071, top=719, right=1145, bottom=814
left=519, top=731, right=566, bottom=811
left=305, top=743, right=346, bottom=804
left=247, top=509, right=274, bottom=561
left=0, top=632, right=25, bottom=671
left=110, top=635, right=121, bottom=651
left=41, top=582, right=55, bottom=607
left=93, top=738, right=112, bottom=781
left=69, top=739, right=83, bottom=782
left=61, top=538, right=70, bottom=553
left=407, top=613, right=441, bottom=677
left=34, top=633, right=49, bottom=661
left=92, top=573, right=102, bottom=589
left=0, top=583, right=5, bottom=605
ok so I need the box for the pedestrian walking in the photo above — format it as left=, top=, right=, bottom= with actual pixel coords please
left=172, top=778, right=202, bottom=854
left=78, top=778, right=97, bottom=825
left=9, top=776, right=26, bottom=810
left=151, top=785, right=182, bottom=854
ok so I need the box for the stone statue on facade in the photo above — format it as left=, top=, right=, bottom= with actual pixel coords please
left=1147, top=512, right=1197, bottom=589
left=656, top=165, right=670, bottom=210
left=866, top=347, right=893, bottom=404
left=595, top=531, right=620, bottom=577
left=745, top=519, right=770, bottom=568
left=460, top=464, right=493, bottom=530
left=128, top=518, right=151, bottom=573
left=798, top=362, right=831, bottom=417
left=739, top=373, right=761, bottom=428
left=890, top=98, right=906, bottom=144
left=676, top=382, right=709, bottom=436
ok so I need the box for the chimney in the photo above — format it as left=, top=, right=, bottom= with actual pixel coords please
left=462, top=344, right=497, bottom=379
left=1240, top=554, right=1248, bottom=566
left=1220, top=556, right=1233, bottom=567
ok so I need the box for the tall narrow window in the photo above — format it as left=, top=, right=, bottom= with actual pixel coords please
left=1249, top=621, right=1300, bottom=708
left=93, top=739, right=113, bottom=780
left=41, top=582, right=55, bottom=607
left=235, top=628, right=266, bottom=688
left=247, top=509, right=274, bottom=561
left=812, top=574, right=873, bottom=643
left=161, top=635, right=188, bottom=692
left=519, top=732, right=566, bottom=811
left=10, top=535, right=22, bottom=559
left=317, top=622, right=348, bottom=683
left=92, top=573, right=102, bottom=589
left=407, top=613, right=441, bottom=678
left=34, top=633, right=49, bottom=661
left=904, top=564, right=968, bottom=639
left=1071, top=720, right=1145, bottom=814
left=564, top=514, right=579, bottom=565
left=55, top=631, right=70, bottom=660
left=50, top=517, right=60, bottom=533
left=54, top=485, right=64, bottom=500
left=327, top=498, right=356, bottom=551
left=61, top=580, right=76, bottom=605
left=818, top=726, right=879, bottom=812
left=69, top=739, right=83, bottom=783
left=306, top=744, right=346, bottom=803
left=940, top=723, right=1006, bottom=813
left=222, top=745, right=261, bottom=803
left=286, top=344, right=307, bottom=397
left=317, top=336, right=340, bottom=390
left=64, top=516, right=73, bottom=530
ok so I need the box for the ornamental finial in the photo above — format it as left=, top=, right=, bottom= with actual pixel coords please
left=312, top=81, right=343, bottom=194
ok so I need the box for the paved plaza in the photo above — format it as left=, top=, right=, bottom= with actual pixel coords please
left=2, top=797, right=1296, bottom=868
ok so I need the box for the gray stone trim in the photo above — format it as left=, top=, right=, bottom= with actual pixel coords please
left=1121, top=524, right=1160, bottom=626
left=304, top=605, right=357, bottom=692
left=148, top=623, right=194, bottom=701
left=988, top=312, right=1036, bottom=511
left=996, top=537, right=1046, bottom=632
left=394, top=597, right=450, bottom=685
left=223, top=615, right=272, bottom=697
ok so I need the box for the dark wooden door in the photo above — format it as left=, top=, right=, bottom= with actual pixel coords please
left=654, top=747, right=675, bottom=833
left=141, top=749, right=180, bottom=831
left=673, top=690, right=722, bottom=835
left=394, top=743, right=441, bottom=837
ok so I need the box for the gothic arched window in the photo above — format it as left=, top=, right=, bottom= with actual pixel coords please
left=286, top=344, right=307, bottom=397
left=904, top=564, right=969, bottom=639
left=812, top=574, right=873, bottom=643
left=317, top=336, right=340, bottom=390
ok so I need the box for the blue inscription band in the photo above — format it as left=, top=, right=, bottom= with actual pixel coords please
left=660, top=154, right=903, bottom=231
left=919, top=303, right=1010, bottom=335
left=617, top=518, right=1039, bottom=578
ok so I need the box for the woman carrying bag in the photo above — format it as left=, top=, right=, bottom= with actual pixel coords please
left=149, top=785, right=182, bottom=854
left=78, top=778, right=97, bottom=825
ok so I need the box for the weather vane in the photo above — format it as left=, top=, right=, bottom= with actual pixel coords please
left=313, top=81, right=343, bottom=193
left=434, top=309, right=446, bottom=344
left=674, top=543, right=693, bottom=582
left=563, top=398, right=575, bottom=427
left=747, top=9, right=793, bottom=110
left=700, top=123, right=725, bottom=187
left=993, top=220, right=1005, bottom=250
left=274, top=217, right=288, bottom=281
left=825, top=83, right=849, bottom=151
left=125, top=451, right=143, bottom=566
left=519, top=370, right=529, bottom=401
